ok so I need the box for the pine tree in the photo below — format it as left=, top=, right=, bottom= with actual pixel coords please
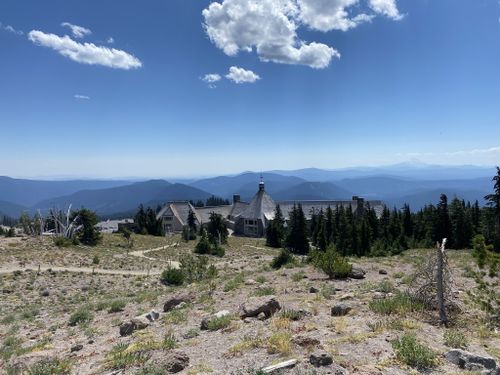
left=266, top=204, right=285, bottom=248
left=325, top=206, right=334, bottom=245
left=402, top=204, right=413, bottom=237
left=71, top=209, right=102, bottom=246
left=19, top=212, right=32, bottom=235
left=285, top=204, right=309, bottom=255
left=187, top=209, right=197, bottom=237
left=450, top=197, right=473, bottom=249
left=206, top=212, right=228, bottom=245
left=135, top=205, right=147, bottom=234
left=435, top=194, right=452, bottom=243
left=485, top=166, right=500, bottom=251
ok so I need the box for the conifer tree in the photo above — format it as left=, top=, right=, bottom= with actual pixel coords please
left=207, top=212, right=228, bottom=245
left=135, top=204, right=147, bottom=234
left=71, top=208, right=102, bottom=246
left=435, top=194, right=452, bottom=243
left=266, top=204, right=285, bottom=248
left=285, top=204, right=309, bottom=255
left=485, top=166, right=500, bottom=251
left=187, top=209, right=197, bottom=239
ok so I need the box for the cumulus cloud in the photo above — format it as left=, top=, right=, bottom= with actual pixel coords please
left=202, top=0, right=403, bottom=69
left=0, top=22, right=24, bottom=35
left=225, top=66, right=260, bottom=83
left=74, top=94, right=90, bottom=100
left=298, top=0, right=368, bottom=32
left=203, top=0, right=338, bottom=69
left=61, top=22, right=92, bottom=38
left=202, top=73, right=222, bottom=83
left=28, top=30, right=142, bottom=70
left=201, top=73, right=222, bottom=88
left=368, top=0, right=404, bottom=20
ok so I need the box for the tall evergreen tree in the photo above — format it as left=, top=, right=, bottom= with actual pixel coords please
left=71, top=208, right=102, bottom=246
left=285, top=204, right=309, bottom=255
left=266, top=204, right=285, bottom=248
left=187, top=209, right=197, bottom=233
left=135, top=205, right=147, bottom=234
left=402, top=204, right=413, bottom=237
left=435, top=194, right=452, bottom=243
left=485, top=166, right=500, bottom=251
left=449, top=197, right=473, bottom=249
left=207, top=212, right=228, bottom=245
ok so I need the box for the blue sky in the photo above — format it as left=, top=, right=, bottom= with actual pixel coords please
left=1, top=0, right=499, bottom=178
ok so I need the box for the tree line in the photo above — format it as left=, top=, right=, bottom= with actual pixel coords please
left=267, top=167, right=500, bottom=256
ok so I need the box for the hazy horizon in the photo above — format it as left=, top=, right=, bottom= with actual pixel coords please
left=1, top=160, right=497, bottom=181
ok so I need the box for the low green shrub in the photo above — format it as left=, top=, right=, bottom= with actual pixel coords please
left=179, top=254, right=218, bottom=283
left=270, top=249, right=294, bottom=269
left=68, top=307, right=93, bottom=326
left=25, top=358, right=72, bottom=375
left=106, top=343, right=147, bottom=370
left=53, top=236, right=73, bottom=248
left=108, top=299, right=127, bottom=313
left=223, top=273, right=244, bottom=292
left=392, top=333, right=436, bottom=369
left=280, top=309, right=305, bottom=321
left=204, top=314, right=232, bottom=331
left=311, top=245, right=352, bottom=279
left=160, top=267, right=185, bottom=286
left=253, top=286, right=276, bottom=297
left=443, top=329, right=468, bottom=349
left=369, top=292, right=424, bottom=316
left=162, top=332, right=177, bottom=349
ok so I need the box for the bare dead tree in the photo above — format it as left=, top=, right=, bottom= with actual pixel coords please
left=48, top=205, right=80, bottom=239
left=436, top=239, right=448, bottom=325
left=408, top=238, right=456, bottom=325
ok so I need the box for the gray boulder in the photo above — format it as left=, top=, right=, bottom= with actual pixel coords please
left=120, top=314, right=151, bottom=336
left=201, top=310, right=231, bottom=330
left=163, top=293, right=193, bottom=312
left=445, top=349, right=496, bottom=371
left=148, top=350, right=189, bottom=373
left=310, top=350, right=333, bottom=367
left=331, top=304, right=352, bottom=317
left=239, top=296, right=281, bottom=319
left=349, top=267, right=366, bottom=279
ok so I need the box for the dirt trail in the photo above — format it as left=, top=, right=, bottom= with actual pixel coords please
left=0, top=244, right=180, bottom=276
left=128, top=243, right=179, bottom=261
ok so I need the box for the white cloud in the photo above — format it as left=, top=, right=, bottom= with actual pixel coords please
left=225, top=66, right=260, bottom=83
left=298, top=0, right=367, bottom=32
left=28, top=30, right=142, bottom=70
left=107, top=37, right=115, bottom=44
left=368, top=0, right=404, bottom=20
left=202, top=73, right=222, bottom=83
left=201, top=73, right=222, bottom=88
left=403, top=147, right=500, bottom=158
left=0, top=22, right=24, bottom=35
left=74, top=94, right=90, bottom=100
left=203, top=0, right=338, bottom=69
left=203, top=0, right=403, bottom=69
left=61, top=22, right=92, bottom=38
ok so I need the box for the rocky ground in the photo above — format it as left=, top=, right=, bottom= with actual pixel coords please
left=0, top=234, right=499, bottom=375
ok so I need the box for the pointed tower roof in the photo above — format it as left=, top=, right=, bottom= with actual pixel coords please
left=236, top=179, right=276, bottom=222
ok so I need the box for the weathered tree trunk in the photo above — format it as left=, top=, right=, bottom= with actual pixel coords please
left=437, top=238, right=448, bottom=326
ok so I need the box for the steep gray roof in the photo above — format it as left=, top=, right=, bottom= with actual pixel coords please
left=196, top=205, right=233, bottom=223
left=236, top=188, right=276, bottom=222
left=229, top=201, right=249, bottom=218
left=278, top=200, right=384, bottom=220
left=156, top=201, right=199, bottom=225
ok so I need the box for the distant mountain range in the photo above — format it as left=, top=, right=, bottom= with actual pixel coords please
left=0, top=163, right=496, bottom=218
